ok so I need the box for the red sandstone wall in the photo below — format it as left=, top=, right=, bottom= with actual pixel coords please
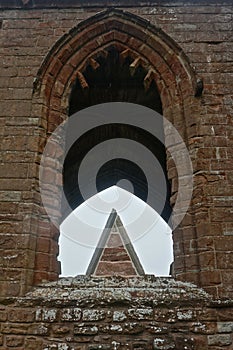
left=0, top=1, right=232, bottom=298
left=0, top=276, right=233, bottom=350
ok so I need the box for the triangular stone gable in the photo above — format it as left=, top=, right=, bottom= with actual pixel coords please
left=86, top=209, right=144, bottom=276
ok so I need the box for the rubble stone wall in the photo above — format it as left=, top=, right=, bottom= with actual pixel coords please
left=0, top=277, right=233, bottom=350
left=0, top=0, right=232, bottom=298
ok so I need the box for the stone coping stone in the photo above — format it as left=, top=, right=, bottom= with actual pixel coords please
left=14, top=276, right=214, bottom=307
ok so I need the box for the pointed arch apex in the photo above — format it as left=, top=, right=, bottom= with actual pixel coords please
left=34, top=7, right=197, bottom=99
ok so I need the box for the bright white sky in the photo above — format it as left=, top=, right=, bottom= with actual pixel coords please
left=58, top=186, right=173, bottom=277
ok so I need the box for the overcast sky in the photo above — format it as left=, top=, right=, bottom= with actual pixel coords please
left=58, top=186, right=173, bottom=277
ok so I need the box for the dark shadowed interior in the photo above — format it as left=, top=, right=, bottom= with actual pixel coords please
left=63, top=46, right=171, bottom=223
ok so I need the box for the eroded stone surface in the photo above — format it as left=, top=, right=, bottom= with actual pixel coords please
left=0, top=276, right=232, bottom=349
left=21, top=276, right=210, bottom=307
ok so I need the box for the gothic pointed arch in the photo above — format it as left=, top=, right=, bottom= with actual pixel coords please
left=32, top=8, right=202, bottom=287
left=33, top=8, right=198, bottom=130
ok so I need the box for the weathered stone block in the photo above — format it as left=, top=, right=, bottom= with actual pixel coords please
left=8, top=308, right=35, bottom=323
left=148, top=323, right=169, bottom=334
left=29, top=324, right=49, bottom=336
left=0, top=309, right=7, bottom=321
left=36, top=309, right=57, bottom=322
left=153, top=337, right=175, bottom=350
left=113, top=310, right=127, bottom=322
left=207, top=334, right=232, bottom=346
left=74, top=324, right=98, bottom=335
left=177, top=310, right=193, bottom=321
left=6, top=335, right=24, bottom=347
left=52, top=325, right=70, bottom=335
left=124, top=322, right=145, bottom=334
left=1, top=323, right=30, bottom=335
left=82, top=309, right=105, bottom=322
left=60, top=308, right=81, bottom=322
left=128, top=308, right=153, bottom=320
left=100, top=324, right=123, bottom=334
left=217, top=322, right=233, bottom=333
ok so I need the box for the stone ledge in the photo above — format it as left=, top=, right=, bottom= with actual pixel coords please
left=11, top=276, right=213, bottom=308
left=0, top=276, right=232, bottom=350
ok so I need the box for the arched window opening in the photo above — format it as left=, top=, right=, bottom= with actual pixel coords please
left=33, top=8, right=199, bottom=290
left=59, top=45, right=173, bottom=278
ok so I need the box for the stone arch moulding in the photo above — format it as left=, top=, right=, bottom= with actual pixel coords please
left=32, top=8, right=202, bottom=288
left=34, top=8, right=198, bottom=120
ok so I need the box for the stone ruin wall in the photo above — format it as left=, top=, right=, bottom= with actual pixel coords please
left=0, top=0, right=232, bottom=349
left=0, top=277, right=233, bottom=350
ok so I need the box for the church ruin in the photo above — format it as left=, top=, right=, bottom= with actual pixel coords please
left=0, top=0, right=232, bottom=349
